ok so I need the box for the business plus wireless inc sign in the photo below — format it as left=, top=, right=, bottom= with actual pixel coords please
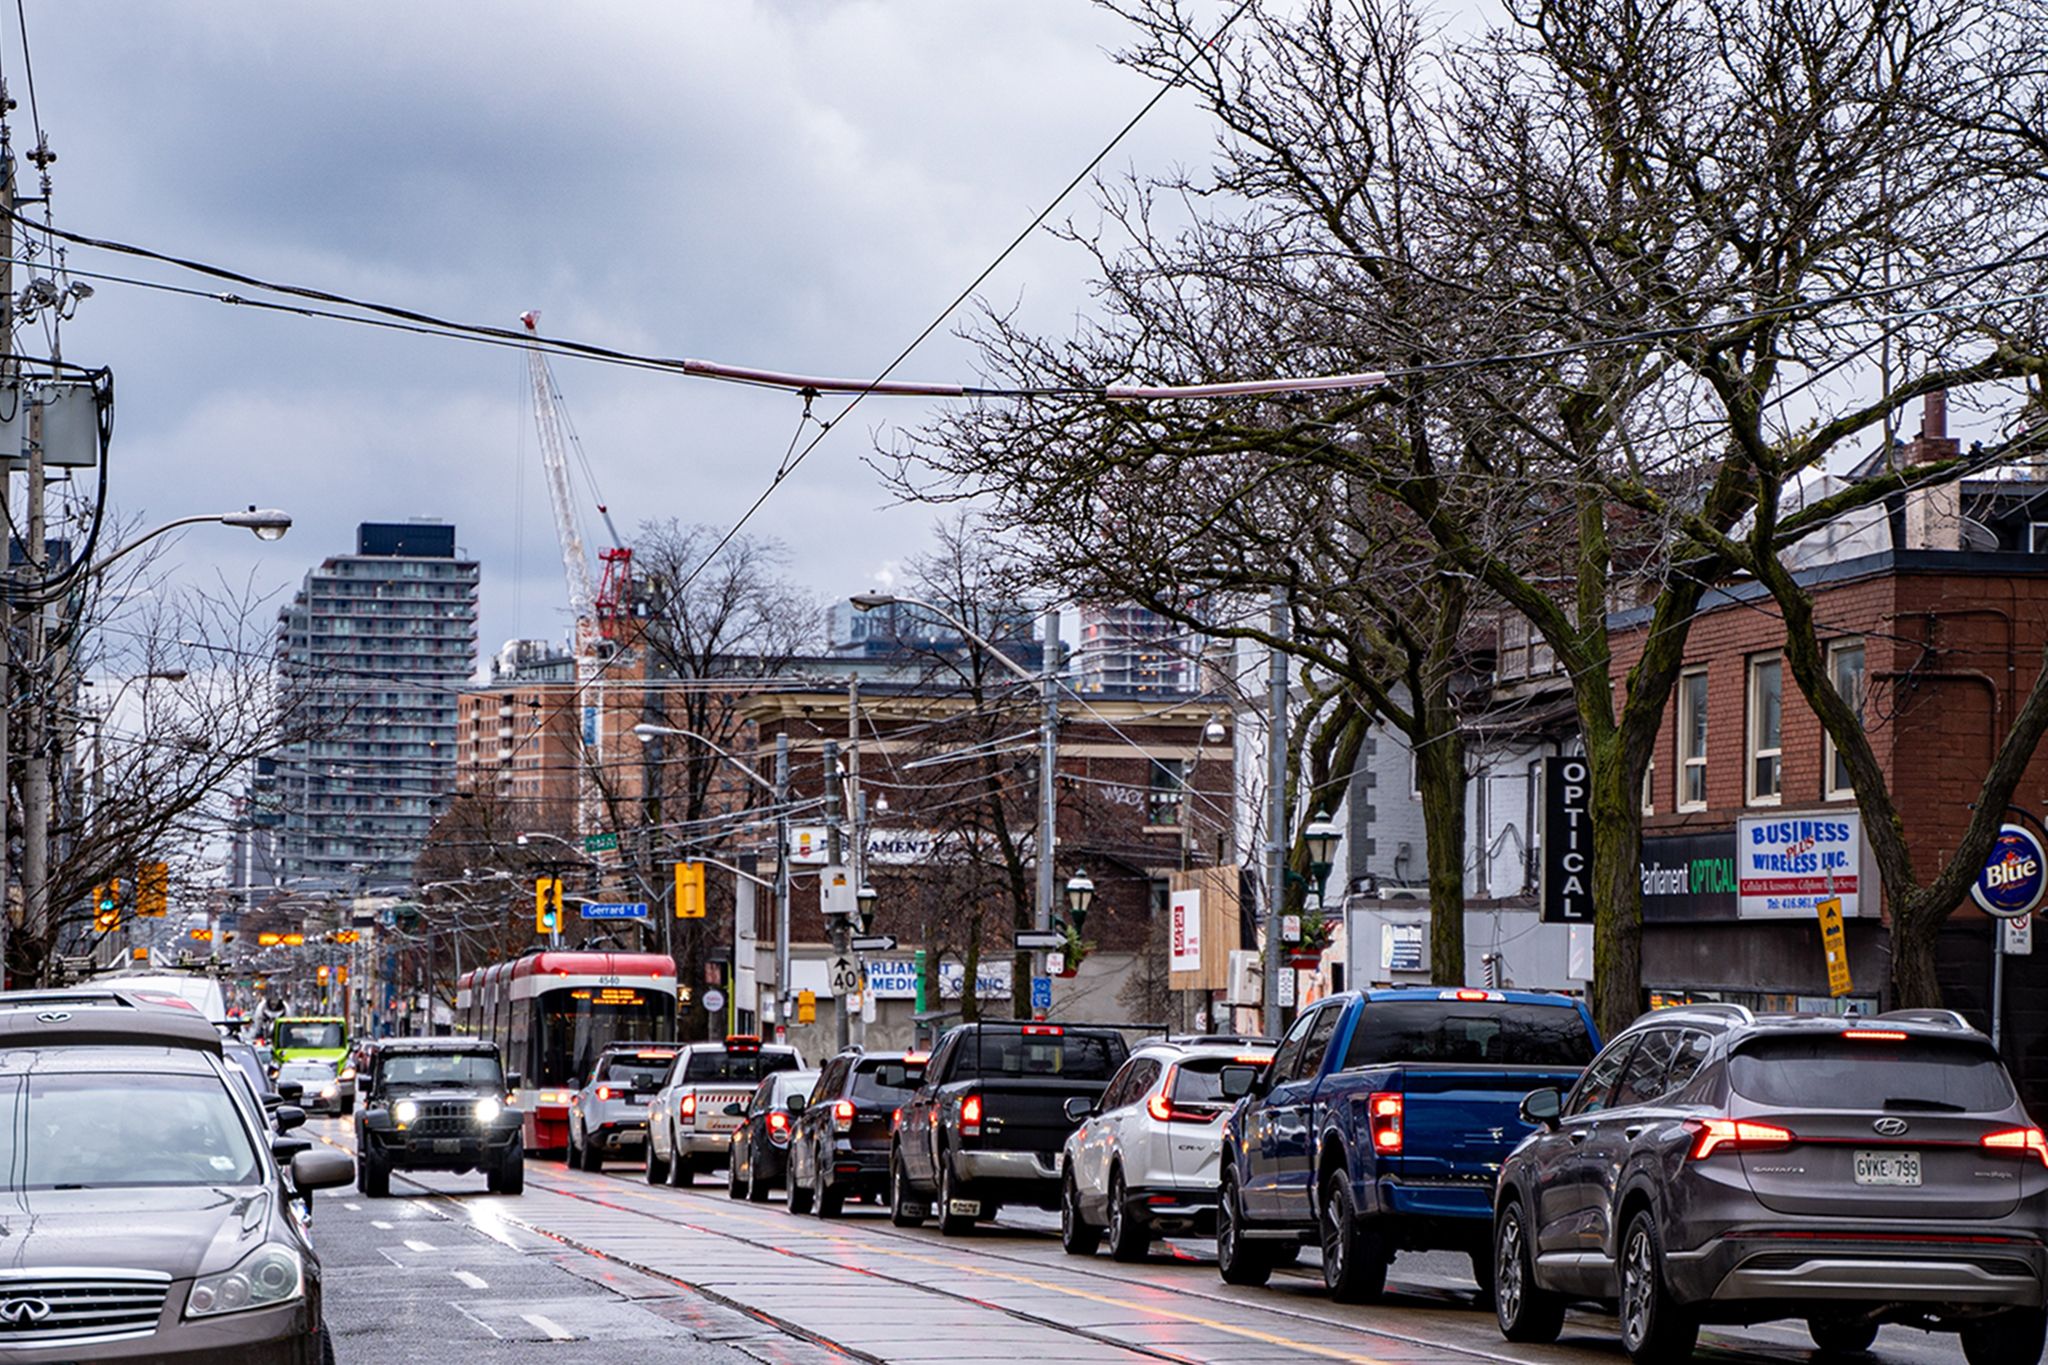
left=1735, top=813, right=1865, bottom=919
left=1972, top=824, right=2048, bottom=920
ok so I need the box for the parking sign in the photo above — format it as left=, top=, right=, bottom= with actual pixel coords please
left=1030, top=976, right=1052, bottom=1011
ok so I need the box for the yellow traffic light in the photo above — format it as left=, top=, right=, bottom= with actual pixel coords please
left=675, top=861, right=706, bottom=919
left=535, top=877, right=562, bottom=935
left=283, top=933, right=305, bottom=946
left=258, top=932, right=282, bottom=947
left=136, top=862, right=169, bottom=917
left=189, top=928, right=213, bottom=943
left=316, top=964, right=330, bottom=982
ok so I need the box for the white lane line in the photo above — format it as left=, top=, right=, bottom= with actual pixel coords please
left=371, top=1221, right=393, bottom=1230
left=343, top=1202, right=361, bottom=1211
left=403, top=1238, right=436, bottom=1252
left=520, top=1313, right=575, bottom=1342
left=451, top=1270, right=489, bottom=1290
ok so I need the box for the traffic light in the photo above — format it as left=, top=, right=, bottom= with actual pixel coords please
left=316, top=964, right=330, bottom=982
left=189, top=927, right=213, bottom=943
left=535, top=877, right=562, bottom=935
left=136, top=862, right=169, bottom=917
left=257, top=932, right=282, bottom=947
left=91, top=881, right=121, bottom=933
left=283, top=933, right=305, bottom=946
left=675, top=861, right=706, bottom=919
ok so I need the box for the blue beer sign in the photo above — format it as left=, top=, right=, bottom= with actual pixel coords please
left=1971, top=824, right=2048, bottom=920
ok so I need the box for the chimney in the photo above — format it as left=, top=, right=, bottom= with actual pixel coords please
left=1904, top=389, right=1962, bottom=551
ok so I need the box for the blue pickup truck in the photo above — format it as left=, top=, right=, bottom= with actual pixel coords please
left=1216, top=987, right=1598, bottom=1301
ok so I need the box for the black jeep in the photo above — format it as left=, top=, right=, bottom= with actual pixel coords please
left=355, top=1037, right=525, bottom=1197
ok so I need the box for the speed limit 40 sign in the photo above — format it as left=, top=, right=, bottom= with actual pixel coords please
left=827, top=955, right=862, bottom=996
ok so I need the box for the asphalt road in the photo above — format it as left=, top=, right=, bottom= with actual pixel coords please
left=306, top=1118, right=1990, bottom=1364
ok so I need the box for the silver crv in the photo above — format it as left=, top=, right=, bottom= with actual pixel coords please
left=1494, top=1005, right=2048, bottom=1365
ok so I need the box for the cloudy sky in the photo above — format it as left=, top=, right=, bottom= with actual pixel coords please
left=22, top=2, right=1231, bottom=666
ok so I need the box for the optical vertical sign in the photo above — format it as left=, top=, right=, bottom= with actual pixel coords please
left=1540, top=756, right=1592, bottom=923
left=1815, top=895, right=1852, bottom=996
left=674, top=861, right=706, bottom=919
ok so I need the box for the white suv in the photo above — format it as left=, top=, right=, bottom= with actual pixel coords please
left=1059, top=1035, right=1275, bottom=1260
left=644, top=1036, right=804, bottom=1187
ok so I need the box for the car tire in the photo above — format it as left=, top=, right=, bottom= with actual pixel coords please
left=1960, top=1308, right=2048, bottom=1365
left=1494, top=1198, right=1565, bottom=1344
left=889, top=1146, right=927, bottom=1228
left=666, top=1133, right=692, bottom=1187
left=814, top=1161, right=843, bottom=1219
left=1215, top=1163, right=1273, bottom=1287
left=1807, top=1317, right=1879, bottom=1355
left=1320, top=1170, right=1388, bottom=1304
left=788, top=1167, right=814, bottom=1215
left=320, top=1323, right=337, bottom=1365
left=1060, top=1169, right=1103, bottom=1256
left=936, top=1158, right=977, bottom=1236
left=1468, top=1245, right=1496, bottom=1307
left=1619, top=1209, right=1697, bottom=1364
left=364, top=1155, right=391, bottom=1200
left=497, top=1146, right=526, bottom=1197
left=1106, top=1169, right=1148, bottom=1263
left=746, top=1151, right=772, bottom=1204
left=728, top=1156, right=746, bottom=1200
left=645, top=1137, right=669, bottom=1185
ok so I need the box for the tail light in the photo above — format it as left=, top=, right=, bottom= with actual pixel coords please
left=903, top=1052, right=929, bottom=1064
left=680, top=1094, right=698, bottom=1123
left=1367, top=1092, right=1403, bottom=1154
left=767, top=1111, right=790, bottom=1140
left=1146, top=1067, right=1222, bottom=1123
left=891, top=1106, right=902, bottom=1131
left=596, top=1086, right=613, bottom=1102
left=1685, top=1117, right=1795, bottom=1160
left=834, top=1099, right=855, bottom=1133
left=1982, top=1127, right=2048, bottom=1167
left=1022, top=1025, right=1064, bottom=1036
left=1842, top=1029, right=1908, bottom=1041
left=960, top=1094, right=983, bottom=1138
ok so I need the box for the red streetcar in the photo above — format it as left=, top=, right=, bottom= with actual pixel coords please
left=456, top=950, right=677, bottom=1154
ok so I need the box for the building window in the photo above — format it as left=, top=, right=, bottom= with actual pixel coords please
left=1748, top=656, right=1782, bottom=805
left=1641, top=758, right=1655, bottom=816
left=1825, top=640, right=1866, bottom=799
left=1677, top=668, right=1708, bottom=811
left=1147, top=758, right=1187, bottom=827
left=2030, top=522, right=2048, bottom=554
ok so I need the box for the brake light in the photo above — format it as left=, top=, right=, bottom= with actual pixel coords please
left=1443, top=989, right=1498, bottom=1002
left=960, top=1094, right=983, bottom=1137
left=768, top=1111, right=790, bottom=1134
left=680, top=1094, right=697, bottom=1121
left=1842, top=1029, right=1908, bottom=1041
left=1982, top=1127, right=2048, bottom=1167
left=1233, top=1054, right=1273, bottom=1065
left=1367, top=1092, right=1403, bottom=1153
left=637, top=1050, right=677, bottom=1060
left=903, top=1052, right=929, bottom=1064
left=1686, top=1118, right=1795, bottom=1160
left=1022, top=1025, right=1063, bottom=1036
left=724, top=1034, right=762, bottom=1054
left=596, top=1086, right=613, bottom=1102
left=891, top=1106, right=902, bottom=1131
left=834, top=1099, right=855, bottom=1133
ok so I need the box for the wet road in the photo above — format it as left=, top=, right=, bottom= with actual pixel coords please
left=308, top=1119, right=1983, bottom=1364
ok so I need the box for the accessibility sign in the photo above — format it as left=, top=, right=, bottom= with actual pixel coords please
left=581, top=902, right=648, bottom=920
left=1030, top=976, right=1052, bottom=1011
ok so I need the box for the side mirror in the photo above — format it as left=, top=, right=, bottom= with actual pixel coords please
left=1219, top=1065, right=1260, bottom=1100
left=505, top=1073, right=522, bottom=1093
left=275, top=1105, right=308, bottom=1133
left=1063, top=1096, right=1094, bottom=1123
left=275, top=1080, right=304, bottom=1104
left=1519, top=1087, right=1563, bottom=1131
left=723, top=1102, right=746, bottom=1117
left=270, top=1133, right=313, bottom=1162
left=786, top=1094, right=806, bottom=1115
left=290, top=1147, right=356, bottom=1194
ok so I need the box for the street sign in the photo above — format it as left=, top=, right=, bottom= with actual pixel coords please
left=852, top=935, right=898, bottom=953
left=1815, top=896, right=1853, bottom=997
left=582, top=902, right=649, bottom=920
left=2005, top=916, right=2034, bottom=956
left=827, top=955, right=861, bottom=996
left=1014, top=930, right=1064, bottom=951
left=1030, top=976, right=1052, bottom=1011
left=704, top=987, right=727, bottom=1014
left=583, top=831, right=619, bottom=854
left=1973, top=824, right=2048, bottom=920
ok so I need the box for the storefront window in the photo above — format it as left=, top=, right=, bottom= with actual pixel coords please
left=1747, top=656, right=1782, bottom=804
left=1677, top=669, right=1708, bottom=810
left=1147, top=758, right=1187, bottom=827
left=1825, top=641, right=1866, bottom=799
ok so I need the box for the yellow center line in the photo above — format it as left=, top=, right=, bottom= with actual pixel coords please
left=865, top=1243, right=1397, bottom=1365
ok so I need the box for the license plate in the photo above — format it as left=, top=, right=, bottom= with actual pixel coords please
left=1854, top=1149, right=1921, bottom=1186
left=432, top=1139, right=462, bottom=1154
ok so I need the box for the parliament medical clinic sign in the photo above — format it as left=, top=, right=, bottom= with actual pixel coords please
left=1972, top=823, right=2048, bottom=920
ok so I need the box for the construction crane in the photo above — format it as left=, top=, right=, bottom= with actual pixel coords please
left=519, top=310, right=633, bottom=655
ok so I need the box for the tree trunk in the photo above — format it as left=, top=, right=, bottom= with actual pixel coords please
left=1586, top=732, right=1644, bottom=1039
left=1415, top=721, right=1467, bottom=986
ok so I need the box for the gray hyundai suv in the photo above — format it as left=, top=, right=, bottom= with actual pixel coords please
left=1494, top=1004, right=2048, bottom=1364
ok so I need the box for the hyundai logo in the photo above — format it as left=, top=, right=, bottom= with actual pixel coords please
left=1873, top=1116, right=1910, bottom=1137
left=0, top=1298, right=51, bottom=1327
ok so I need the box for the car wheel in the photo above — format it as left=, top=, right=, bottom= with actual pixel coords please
left=1619, top=1209, right=1697, bottom=1363
left=746, top=1149, right=772, bottom=1204
left=1494, top=1198, right=1565, bottom=1344
left=728, top=1155, right=746, bottom=1200
left=364, top=1155, right=391, bottom=1199
left=1807, top=1317, right=1879, bottom=1355
left=497, top=1145, right=526, bottom=1197
left=645, top=1136, right=669, bottom=1185
left=788, top=1165, right=814, bottom=1215
left=353, top=1147, right=368, bottom=1195
left=1320, top=1170, right=1388, bottom=1304
left=814, top=1159, right=842, bottom=1219
left=320, top=1323, right=337, bottom=1365
left=888, top=1146, right=927, bottom=1228
left=667, top=1133, right=692, bottom=1187
left=936, top=1158, right=977, bottom=1236
left=1960, top=1308, right=2048, bottom=1365
left=583, top=1134, right=605, bottom=1173
left=1215, top=1163, right=1273, bottom=1287
left=1106, top=1168, right=1148, bottom=1263
left=1060, top=1169, right=1103, bottom=1256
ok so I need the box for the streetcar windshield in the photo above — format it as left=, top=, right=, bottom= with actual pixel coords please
left=535, top=985, right=673, bottom=1089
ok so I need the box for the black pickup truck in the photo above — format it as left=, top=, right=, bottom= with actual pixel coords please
left=889, top=1021, right=1129, bottom=1235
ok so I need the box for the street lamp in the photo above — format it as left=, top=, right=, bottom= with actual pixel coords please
left=1303, top=811, right=1341, bottom=906
left=855, top=882, right=877, bottom=936
left=1064, top=868, right=1095, bottom=937
left=630, top=722, right=774, bottom=791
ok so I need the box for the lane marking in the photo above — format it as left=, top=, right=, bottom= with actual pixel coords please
left=404, top=1238, right=436, bottom=1252
left=451, top=1270, right=489, bottom=1290
left=371, top=1221, right=393, bottom=1230
left=343, top=1202, right=361, bottom=1211
left=521, top=1312, right=575, bottom=1341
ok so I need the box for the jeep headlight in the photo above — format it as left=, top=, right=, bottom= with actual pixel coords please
left=474, top=1097, right=502, bottom=1123
left=186, top=1242, right=304, bottom=1318
left=393, top=1099, right=419, bottom=1125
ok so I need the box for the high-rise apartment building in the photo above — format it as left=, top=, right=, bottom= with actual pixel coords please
left=274, top=522, right=479, bottom=887
left=1077, top=603, right=1195, bottom=694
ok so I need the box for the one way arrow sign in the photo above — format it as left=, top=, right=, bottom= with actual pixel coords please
left=852, top=935, right=898, bottom=953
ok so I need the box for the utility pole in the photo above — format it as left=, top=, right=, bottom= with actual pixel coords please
left=1264, top=587, right=1288, bottom=1037
left=846, top=675, right=864, bottom=1047
left=0, top=96, right=14, bottom=986
left=1036, top=608, right=1060, bottom=942
left=772, top=732, right=791, bottom=1035
left=20, top=335, right=47, bottom=974
left=823, top=737, right=847, bottom=1050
